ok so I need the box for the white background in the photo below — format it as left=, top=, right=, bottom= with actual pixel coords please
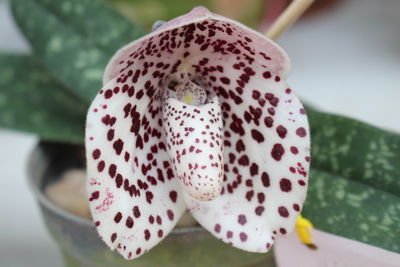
left=0, top=0, right=399, bottom=266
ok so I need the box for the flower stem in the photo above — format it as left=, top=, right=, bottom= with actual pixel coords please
left=266, top=0, right=315, bottom=40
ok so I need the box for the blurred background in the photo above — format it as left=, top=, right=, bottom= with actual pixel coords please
left=0, top=0, right=399, bottom=266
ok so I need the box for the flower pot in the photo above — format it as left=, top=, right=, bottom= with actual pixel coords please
left=27, top=142, right=276, bottom=267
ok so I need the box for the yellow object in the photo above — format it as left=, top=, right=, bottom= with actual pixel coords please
left=184, top=91, right=193, bottom=104
left=295, top=214, right=314, bottom=245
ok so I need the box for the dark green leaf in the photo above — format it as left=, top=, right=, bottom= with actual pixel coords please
left=10, top=0, right=145, bottom=102
left=34, top=0, right=146, bottom=54
left=303, top=169, right=400, bottom=253
left=0, top=54, right=86, bottom=143
left=307, top=108, right=400, bottom=196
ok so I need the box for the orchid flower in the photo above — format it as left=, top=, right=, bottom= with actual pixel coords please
left=86, top=7, right=310, bottom=260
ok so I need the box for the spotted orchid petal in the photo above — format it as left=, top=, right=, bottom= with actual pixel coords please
left=86, top=75, right=186, bottom=259
left=184, top=82, right=310, bottom=252
left=86, top=6, right=309, bottom=259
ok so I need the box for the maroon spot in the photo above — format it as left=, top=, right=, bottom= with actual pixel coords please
left=136, top=90, right=144, bottom=100
left=236, top=139, right=245, bottom=153
left=245, top=190, right=254, bottom=201
left=109, top=164, right=117, bottom=178
left=275, top=76, right=281, bottom=82
left=113, top=139, right=124, bottom=155
left=225, top=231, right=232, bottom=239
left=278, top=206, right=289, bottom=218
left=136, top=135, right=144, bottom=149
left=111, top=233, right=117, bottom=243
left=158, top=230, right=163, bottom=238
left=148, top=215, right=154, bottom=224
left=250, top=163, right=259, bottom=176
left=97, top=161, right=105, bottom=172
left=107, top=129, right=115, bottom=141
left=251, top=129, right=265, bottom=143
left=298, top=180, right=306, bottom=186
left=261, top=172, right=270, bottom=187
left=285, top=88, right=292, bottom=94
left=146, top=191, right=154, bottom=204
left=271, top=144, right=285, bottom=161
left=128, top=87, right=135, bottom=97
left=257, top=192, right=265, bottom=204
left=133, top=206, right=141, bottom=218
left=114, top=212, right=122, bottom=223
left=293, top=204, right=300, bottom=211
left=296, top=127, right=307, bottom=137
left=220, top=77, right=230, bottom=84
left=252, top=90, right=261, bottom=99
left=167, top=209, right=174, bottom=221
left=238, top=155, right=249, bottom=166
left=280, top=178, right=292, bottom=192
left=245, top=179, right=253, bottom=187
left=305, top=156, right=311, bottom=162
left=156, top=216, right=162, bottom=225
left=126, top=216, right=134, bottom=228
left=104, top=89, right=113, bottom=99
left=136, top=248, right=141, bottom=255
left=144, top=229, right=151, bottom=241
left=124, top=152, right=130, bottom=162
left=91, top=191, right=99, bottom=200
left=264, top=116, right=273, bottom=128
left=263, top=71, right=271, bottom=79
left=239, top=232, right=248, bottom=242
left=255, top=206, right=265, bottom=216
left=92, top=149, right=101, bottom=160
left=95, top=221, right=100, bottom=227
left=290, top=146, right=299, bottom=154
left=280, top=228, right=287, bottom=234
left=101, top=115, right=110, bottom=125
left=238, top=214, right=247, bottom=225
left=109, top=117, right=116, bottom=126
left=276, top=125, right=287, bottom=139
left=115, top=174, right=123, bottom=188
left=300, top=108, right=306, bottom=114
left=214, top=223, right=221, bottom=233
left=169, top=190, right=178, bottom=203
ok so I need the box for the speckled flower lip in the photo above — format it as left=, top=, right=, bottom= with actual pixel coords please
left=85, top=6, right=310, bottom=260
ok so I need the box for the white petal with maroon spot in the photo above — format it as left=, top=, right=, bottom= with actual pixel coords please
left=184, top=74, right=310, bottom=252
left=163, top=93, right=224, bottom=200
left=86, top=74, right=186, bottom=259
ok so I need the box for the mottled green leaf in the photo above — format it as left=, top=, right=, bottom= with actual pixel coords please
left=307, top=108, right=400, bottom=196
left=10, top=0, right=145, bottom=102
left=0, top=54, right=86, bottom=143
left=34, top=0, right=145, bottom=54
left=303, top=169, right=400, bottom=253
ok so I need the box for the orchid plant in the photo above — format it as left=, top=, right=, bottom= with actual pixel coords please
left=2, top=0, right=399, bottom=262
left=85, top=7, right=310, bottom=259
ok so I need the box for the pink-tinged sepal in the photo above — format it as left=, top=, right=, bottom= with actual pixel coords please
left=103, top=6, right=290, bottom=85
